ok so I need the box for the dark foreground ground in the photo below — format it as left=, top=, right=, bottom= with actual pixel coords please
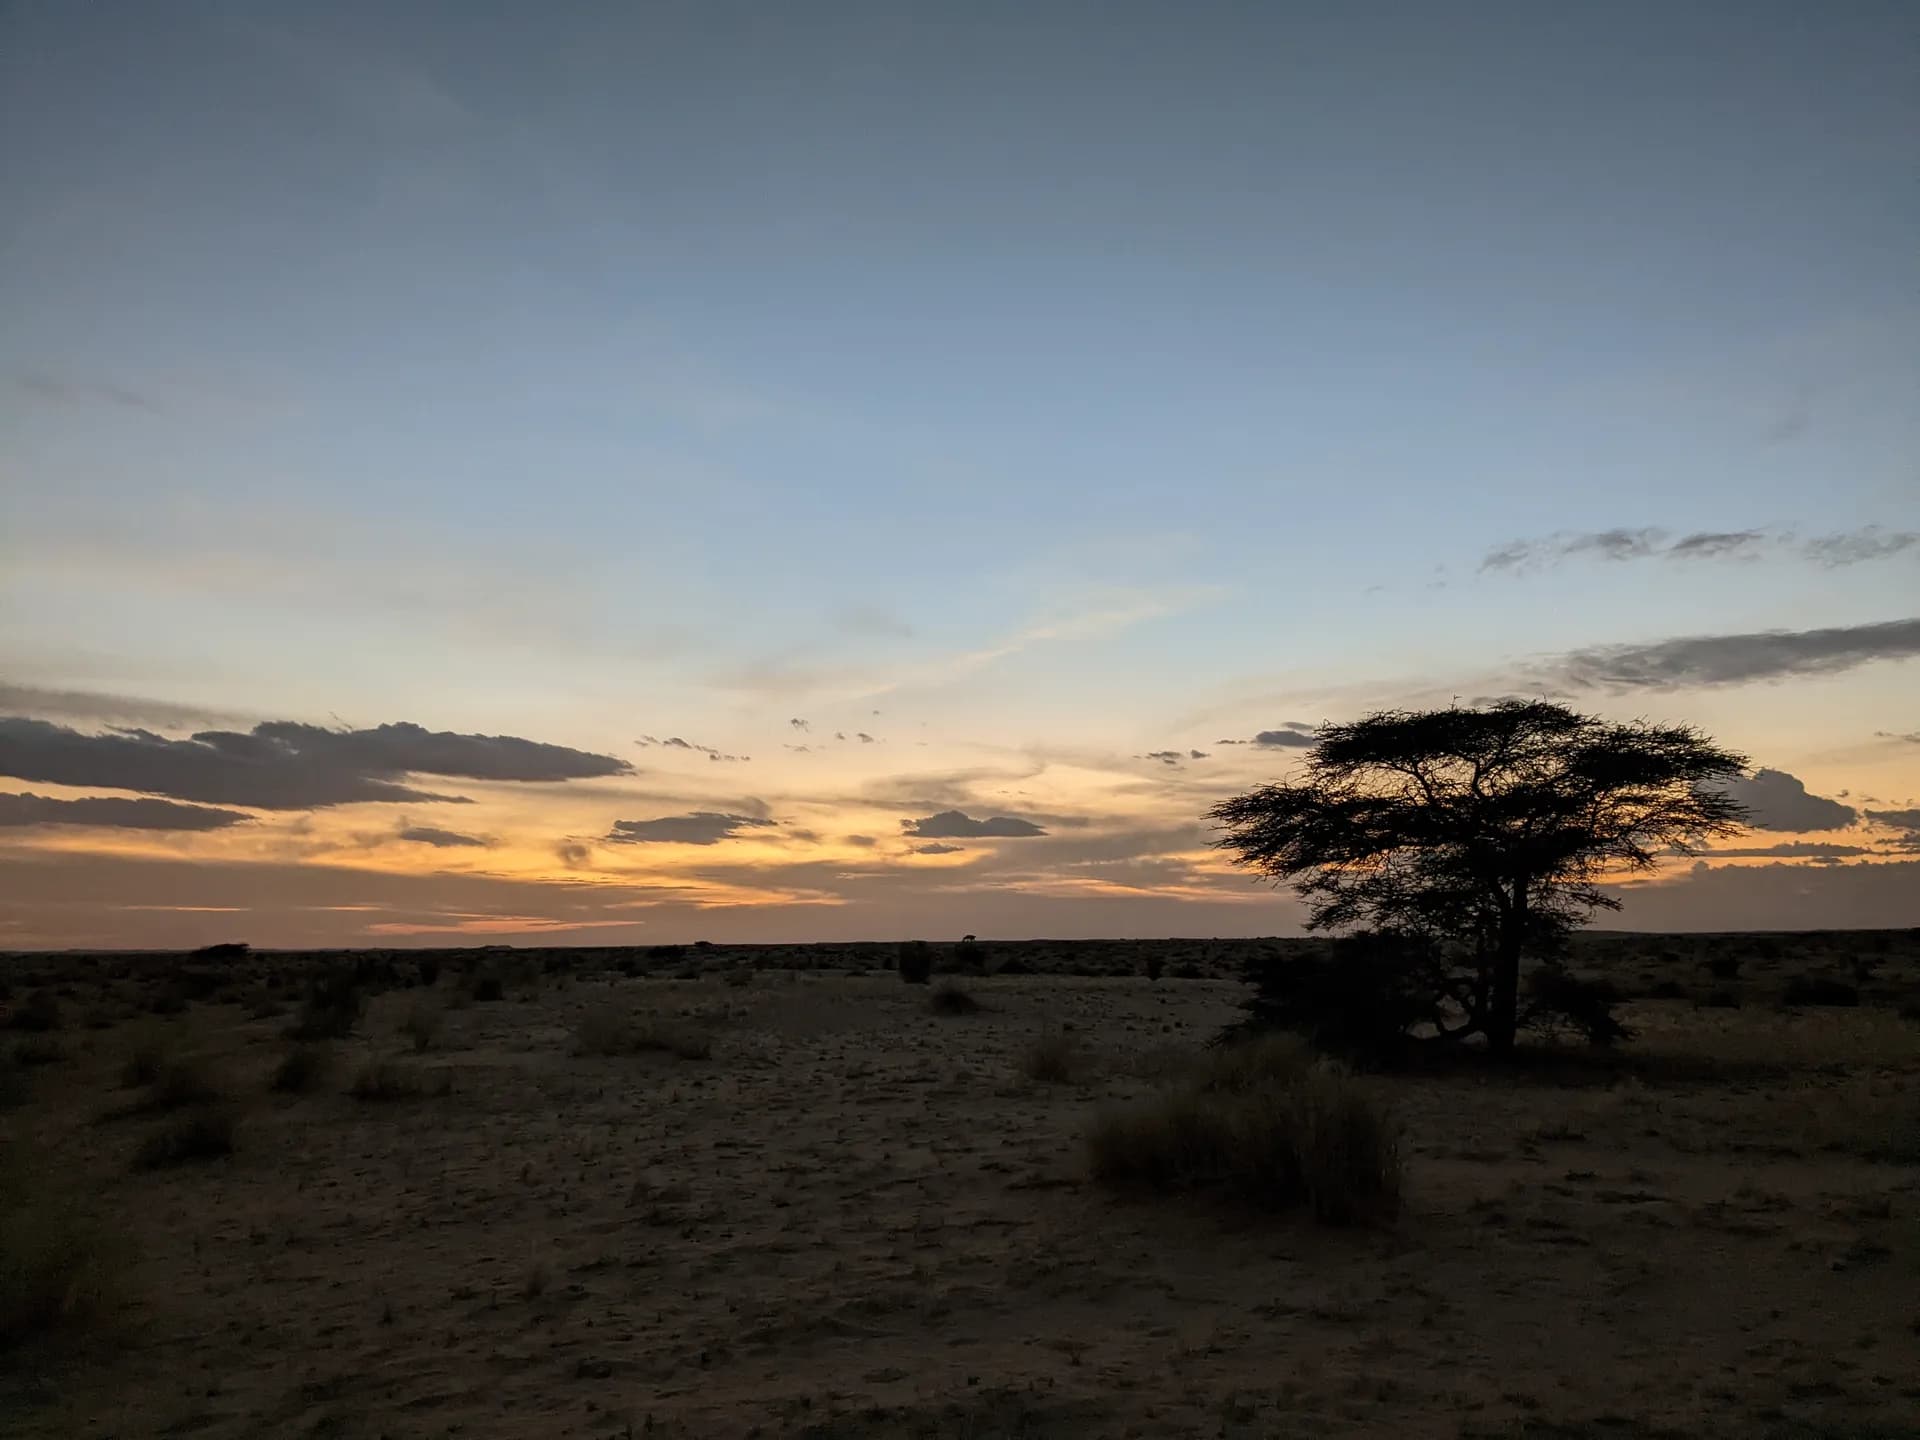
left=4, top=931, right=1917, bottom=1438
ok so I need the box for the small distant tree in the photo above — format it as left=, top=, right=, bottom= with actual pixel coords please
left=1211, top=702, right=1748, bottom=1056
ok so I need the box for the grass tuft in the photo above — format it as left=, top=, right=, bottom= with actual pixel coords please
left=929, top=982, right=981, bottom=1016
left=348, top=1059, right=453, bottom=1102
left=133, top=1108, right=236, bottom=1170
left=573, top=1010, right=712, bottom=1060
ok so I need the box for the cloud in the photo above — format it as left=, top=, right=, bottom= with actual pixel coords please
left=1189, top=749, right=1208, bottom=760
left=832, top=604, right=914, bottom=639
left=844, top=835, right=878, bottom=848
left=1545, top=617, right=1920, bottom=692
left=789, top=718, right=810, bottom=731
left=0, top=791, right=250, bottom=831
left=0, top=717, right=630, bottom=809
left=1802, top=527, right=1918, bottom=567
left=913, top=843, right=964, bottom=855
left=395, top=824, right=490, bottom=848
left=857, top=732, right=876, bottom=744
left=1253, top=724, right=1318, bottom=749
left=1483, top=525, right=1913, bottom=575
left=1141, top=750, right=1184, bottom=766
left=901, top=809, right=1048, bottom=839
left=1875, top=731, right=1920, bottom=745
left=1668, top=530, right=1766, bottom=560
left=555, top=841, right=593, bottom=869
left=0, top=684, right=243, bottom=730
left=605, top=812, right=778, bottom=845
left=635, top=734, right=747, bottom=762
left=1865, top=808, right=1920, bottom=833
left=1722, top=769, right=1857, bottom=831
left=12, top=370, right=157, bottom=411
left=1699, top=841, right=1870, bottom=860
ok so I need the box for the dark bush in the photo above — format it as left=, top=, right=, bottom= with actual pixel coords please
left=133, top=1109, right=235, bottom=1169
left=1780, top=975, right=1859, bottom=1008
left=1225, top=933, right=1428, bottom=1064
left=1144, top=953, right=1165, bottom=982
left=469, top=973, right=505, bottom=1003
left=929, top=982, right=980, bottom=1016
left=1701, top=987, right=1741, bottom=1009
left=2, top=1141, right=121, bottom=1348
left=7, top=991, right=62, bottom=1034
left=288, top=969, right=363, bottom=1041
left=270, top=1044, right=328, bottom=1094
left=897, top=941, right=934, bottom=985
left=1648, top=979, right=1687, bottom=1000
left=1705, top=954, right=1742, bottom=980
left=190, top=942, right=249, bottom=961
left=1020, top=1032, right=1078, bottom=1084
left=417, top=957, right=440, bottom=989
left=348, top=1059, right=451, bottom=1102
left=1524, top=965, right=1631, bottom=1047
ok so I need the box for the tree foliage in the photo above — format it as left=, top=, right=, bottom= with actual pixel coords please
left=1211, top=701, right=1748, bottom=1055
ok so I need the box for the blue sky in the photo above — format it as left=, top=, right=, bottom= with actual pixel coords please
left=2, top=1, right=1916, bottom=946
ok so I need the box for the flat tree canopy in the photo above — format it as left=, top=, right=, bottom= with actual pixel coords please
left=1210, top=701, right=1749, bottom=1054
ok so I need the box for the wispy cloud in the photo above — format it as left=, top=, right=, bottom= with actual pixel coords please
left=901, top=809, right=1047, bottom=839
left=636, top=735, right=748, bottom=762
left=11, top=371, right=158, bottom=412
left=395, top=824, right=490, bottom=848
left=1543, top=617, right=1920, bottom=692
left=605, top=812, right=778, bottom=845
left=1481, top=525, right=1911, bottom=575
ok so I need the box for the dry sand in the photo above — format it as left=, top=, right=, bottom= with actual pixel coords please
left=4, top=942, right=1918, bottom=1438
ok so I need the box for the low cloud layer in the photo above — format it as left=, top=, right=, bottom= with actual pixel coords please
left=1866, top=808, right=1920, bottom=833
left=1481, top=525, right=1913, bottom=574
left=1546, top=617, right=1920, bottom=692
left=0, top=790, right=251, bottom=831
left=901, top=809, right=1047, bottom=839
left=605, top=812, right=778, bottom=845
left=1723, top=769, right=1858, bottom=832
left=0, top=717, right=630, bottom=809
left=1701, top=841, right=1870, bottom=860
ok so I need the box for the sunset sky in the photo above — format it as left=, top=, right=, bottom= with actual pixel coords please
left=2, top=1, right=1916, bottom=949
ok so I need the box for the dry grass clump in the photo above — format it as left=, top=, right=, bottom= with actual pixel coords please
left=288, top=970, right=363, bottom=1041
left=1, top=1141, right=122, bottom=1349
left=117, top=1026, right=170, bottom=1088
left=398, top=996, right=443, bottom=1053
left=1020, top=1031, right=1080, bottom=1084
left=133, top=1108, right=236, bottom=1170
left=270, top=1043, right=330, bottom=1094
left=1087, top=1038, right=1399, bottom=1225
left=573, top=1010, right=712, bottom=1060
left=348, top=1059, right=453, bottom=1102
left=929, top=981, right=981, bottom=1016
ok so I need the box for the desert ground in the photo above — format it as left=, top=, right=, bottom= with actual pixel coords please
left=4, top=932, right=1918, bottom=1438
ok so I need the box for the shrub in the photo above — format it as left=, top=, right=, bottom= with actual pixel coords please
left=929, top=982, right=980, bottom=1016
left=349, top=1059, right=452, bottom=1102
left=1704, top=954, right=1742, bottom=980
left=953, top=937, right=991, bottom=975
left=190, top=942, right=249, bottom=961
left=270, top=1044, right=329, bottom=1094
left=469, top=973, right=505, bottom=1004
left=1144, top=953, right=1165, bottom=982
left=897, top=941, right=934, bottom=985
left=288, top=970, right=363, bottom=1041
left=1, top=1142, right=120, bottom=1349
left=7, top=991, right=61, bottom=1034
left=1196, top=1032, right=1313, bottom=1094
left=573, top=1011, right=711, bottom=1060
left=133, top=1109, right=236, bottom=1170
left=11, top=1037, right=66, bottom=1068
left=1780, top=975, right=1859, bottom=1008
left=1898, top=999, right=1920, bottom=1024
left=1648, top=979, right=1687, bottom=1000
left=417, top=957, right=441, bottom=989
left=1020, top=1032, right=1079, bottom=1085
left=144, top=1058, right=222, bottom=1111
left=1524, top=966, right=1631, bottom=1047
left=398, top=997, right=442, bottom=1053
left=1086, top=1059, right=1398, bottom=1225
left=1700, top=987, right=1741, bottom=1009
left=1225, top=934, right=1428, bottom=1064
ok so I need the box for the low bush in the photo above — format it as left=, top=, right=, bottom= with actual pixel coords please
left=1, top=1141, right=121, bottom=1349
left=133, top=1108, right=236, bottom=1170
left=897, top=941, right=934, bottom=986
left=398, top=997, right=442, bottom=1053
left=929, top=982, right=981, bottom=1016
left=7, top=991, right=61, bottom=1034
left=469, top=973, right=505, bottom=1004
left=288, top=970, right=363, bottom=1041
left=270, top=1044, right=329, bottom=1094
left=1020, top=1032, right=1079, bottom=1084
left=1780, top=975, right=1859, bottom=1008
left=573, top=1011, right=711, bottom=1060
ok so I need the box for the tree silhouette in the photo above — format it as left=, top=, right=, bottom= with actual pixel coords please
left=1210, top=701, right=1748, bottom=1055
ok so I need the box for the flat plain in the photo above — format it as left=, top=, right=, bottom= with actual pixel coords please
left=4, top=931, right=1917, bottom=1439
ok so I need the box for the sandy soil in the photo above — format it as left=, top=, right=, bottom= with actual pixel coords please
left=4, top=947, right=1918, bottom=1438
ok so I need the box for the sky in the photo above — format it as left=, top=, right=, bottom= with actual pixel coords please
left=1, top=0, right=1916, bottom=949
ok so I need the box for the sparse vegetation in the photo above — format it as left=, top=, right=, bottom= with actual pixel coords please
left=573, top=1010, right=712, bottom=1060
left=469, top=972, right=505, bottom=1003
left=7, top=990, right=62, bottom=1034
left=1780, top=974, right=1859, bottom=1008
left=1087, top=1042, right=1399, bottom=1224
left=271, top=1042, right=330, bottom=1094
left=11, top=1036, right=66, bottom=1067
left=144, top=1056, right=222, bottom=1111
left=1021, top=1031, right=1080, bottom=1084
left=1, top=1141, right=120, bottom=1349
left=133, top=1108, right=236, bottom=1170
left=929, top=981, right=981, bottom=1015
left=288, top=969, right=364, bottom=1041
left=398, top=996, right=443, bottom=1053
left=349, top=1059, right=453, bottom=1102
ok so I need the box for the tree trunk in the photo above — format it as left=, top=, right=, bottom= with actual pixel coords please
left=1487, top=878, right=1527, bottom=1055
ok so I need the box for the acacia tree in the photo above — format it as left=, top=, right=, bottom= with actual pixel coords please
left=1210, top=701, right=1749, bottom=1055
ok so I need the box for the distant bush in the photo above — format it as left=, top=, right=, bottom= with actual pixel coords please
left=349, top=1059, right=452, bottom=1102
left=417, top=957, right=440, bottom=989
left=929, top=982, right=980, bottom=1016
left=469, top=973, right=505, bottom=1004
left=953, top=937, right=990, bottom=975
left=1780, top=975, right=1859, bottom=1008
left=144, top=1057, right=222, bottom=1112
left=133, top=1109, right=235, bottom=1170
left=1898, top=999, right=1920, bottom=1024
left=2, top=1141, right=121, bottom=1349
left=1020, top=1032, right=1079, bottom=1085
left=6, top=991, right=61, bottom=1034
left=1700, top=987, right=1741, bottom=1009
left=270, top=1044, right=329, bottom=1094
left=288, top=970, right=363, bottom=1041
left=1086, top=1049, right=1398, bottom=1225
left=11, top=1037, right=66, bottom=1068
left=1648, top=979, right=1687, bottom=1000
left=1704, top=954, right=1742, bottom=980
left=1144, top=953, right=1165, bottom=982
left=572, top=1011, right=711, bottom=1060
left=190, top=942, right=249, bottom=961
left=1524, top=966, right=1631, bottom=1047
left=897, top=941, right=934, bottom=986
